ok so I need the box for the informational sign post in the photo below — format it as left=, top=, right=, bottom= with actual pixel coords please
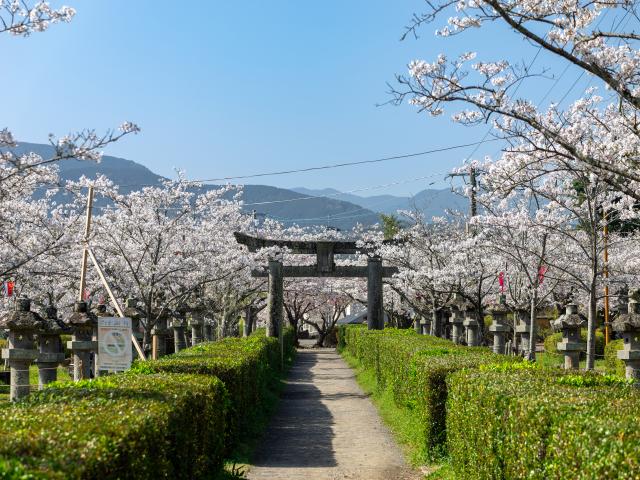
left=97, top=317, right=132, bottom=372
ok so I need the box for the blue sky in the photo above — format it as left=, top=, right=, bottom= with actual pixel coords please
left=4, top=0, right=600, bottom=196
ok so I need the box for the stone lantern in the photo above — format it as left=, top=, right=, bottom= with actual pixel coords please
left=552, top=304, right=586, bottom=370
left=463, top=308, right=480, bottom=347
left=151, top=311, right=170, bottom=359
left=414, top=315, right=422, bottom=334
left=612, top=289, right=640, bottom=381
left=0, top=297, right=45, bottom=401
left=420, top=314, right=431, bottom=336
left=123, top=298, right=144, bottom=355
left=515, top=308, right=532, bottom=356
left=203, top=318, right=214, bottom=341
left=188, top=300, right=206, bottom=346
left=449, top=295, right=467, bottom=344
left=171, top=304, right=188, bottom=352
left=92, top=302, right=112, bottom=318
left=488, top=295, right=510, bottom=355
left=36, top=306, right=66, bottom=388
left=65, top=301, right=98, bottom=381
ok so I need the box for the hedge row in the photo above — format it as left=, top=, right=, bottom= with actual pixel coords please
left=447, top=364, right=638, bottom=479
left=340, top=326, right=516, bottom=459
left=0, top=328, right=295, bottom=479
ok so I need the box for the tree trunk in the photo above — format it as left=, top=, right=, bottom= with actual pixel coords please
left=585, top=276, right=598, bottom=371
left=527, top=292, right=537, bottom=361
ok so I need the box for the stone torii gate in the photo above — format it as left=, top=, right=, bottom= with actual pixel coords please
left=234, top=232, right=398, bottom=333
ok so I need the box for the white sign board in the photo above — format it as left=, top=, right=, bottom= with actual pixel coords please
left=97, top=317, right=132, bottom=372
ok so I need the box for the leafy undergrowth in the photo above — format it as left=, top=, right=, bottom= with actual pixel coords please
left=342, top=351, right=449, bottom=478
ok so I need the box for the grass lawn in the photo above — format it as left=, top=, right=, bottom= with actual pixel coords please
left=0, top=365, right=72, bottom=403
left=536, top=351, right=606, bottom=370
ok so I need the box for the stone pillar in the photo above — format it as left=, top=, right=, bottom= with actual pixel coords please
left=171, top=317, right=187, bottom=353
left=420, top=316, right=431, bottom=335
left=203, top=319, right=213, bottom=341
left=463, top=310, right=480, bottom=347
left=267, top=259, right=283, bottom=337
left=414, top=316, right=422, bottom=334
left=488, top=296, right=509, bottom=355
left=66, top=301, right=98, bottom=382
left=0, top=297, right=44, bottom=401
left=553, top=304, right=586, bottom=370
left=449, top=300, right=465, bottom=345
left=37, top=306, right=65, bottom=388
left=189, top=313, right=204, bottom=345
left=612, top=290, right=640, bottom=381
left=123, top=298, right=144, bottom=355
left=151, top=314, right=169, bottom=359
left=367, top=257, right=384, bottom=330
left=515, top=308, right=532, bottom=356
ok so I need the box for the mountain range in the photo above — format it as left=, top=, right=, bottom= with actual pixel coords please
left=15, top=142, right=464, bottom=229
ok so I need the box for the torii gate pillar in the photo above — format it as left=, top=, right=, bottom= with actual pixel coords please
left=267, top=259, right=284, bottom=337
left=367, top=257, right=384, bottom=330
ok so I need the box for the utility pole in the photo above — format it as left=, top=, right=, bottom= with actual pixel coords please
left=448, top=165, right=479, bottom=235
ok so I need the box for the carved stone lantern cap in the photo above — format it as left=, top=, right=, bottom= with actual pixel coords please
left=123, top=297, right=143, bottom=320
left=66, top=301, right=98, bottom=327
left=449, top=293, right=470, bottom=311
left=40, top=305, right=65, bottom=335
left=0, top=297, right=45, bottom=332
left=613, top=289, right=640, bottom=332
left=552, top=304, right=587, bottom=331
left=488, top=294, right=509, bottom=316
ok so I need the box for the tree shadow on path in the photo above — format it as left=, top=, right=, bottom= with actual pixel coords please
left=251, top=350, right=337, bottom=468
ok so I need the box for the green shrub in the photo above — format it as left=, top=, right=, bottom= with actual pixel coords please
left=131, top=328, right=295, bottom=453
left=604, top=338, right=625, bottom=377
left=543, top=329, right=604, bottom=358
left=446, top=366, right=639, bottom=479
left=342, top=326, right=516, bottom=460
left=0, top=373, right=227, bottom=479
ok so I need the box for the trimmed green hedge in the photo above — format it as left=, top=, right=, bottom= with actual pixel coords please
left=447, top=364, right=638, bottom=479
left=605, top=338, right=625, bottom=377
left=0, top=328, right=296, bottom=479
left=0, top=373, right=227, bottom=479
left=543, top=329, right=605, bottom=357
left=342, top=327, right=516, bottom=460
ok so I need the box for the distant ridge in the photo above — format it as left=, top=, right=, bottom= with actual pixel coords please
left=14, top=142, right=381, bottom=230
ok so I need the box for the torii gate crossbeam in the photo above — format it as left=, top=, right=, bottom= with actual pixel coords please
left=234, top=232, right=397, bottom=332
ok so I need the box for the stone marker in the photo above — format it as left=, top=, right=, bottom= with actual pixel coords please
left=612, top=289, right=640, bottom=381
left=488, top=295, right=509, bottom=354
left=0, top=297, right=45, bottom=401
left=37, top=306, right=65, bottom=388
left=65, top=301, right=98, bottom=381
left=552, top=304, right=586, bottom=370
left=420, top=316, right=431, bottom=335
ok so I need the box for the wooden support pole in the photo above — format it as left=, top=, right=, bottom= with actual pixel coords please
left=78, top=186, right=94, bottom=301
left=86, top=247, right=146, bottom=361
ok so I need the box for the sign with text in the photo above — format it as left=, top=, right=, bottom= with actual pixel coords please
left=97, top=317, right=132, bottom=372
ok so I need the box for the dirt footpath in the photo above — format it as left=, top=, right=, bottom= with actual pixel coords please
left=248, top=348, right=420, bottom=480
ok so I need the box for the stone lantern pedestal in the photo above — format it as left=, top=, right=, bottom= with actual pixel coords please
left=612, top=290, right=640, bottom=381
left=65, top=301, right=98, bottom=381
left=189, top=313, right=204, bottom=346
left=553, top=304, right=586, bottom=370
left=151, top=313, right=169, bottom=360
left=489, top=295, right=510, bottom=355
left=37, top=306, right=65, bottom=388
left=515, top=308, right=532, bottom=356
left=0, top=298, right=44, bottom=401
left=203, top=319, right=214, bottom=341
left=463, top=311, right=480, bottom=347
left=171, top=304, right=188, bottom=353
left=449, top=295, right=468, bottom=345
left=420, top=317, right=431, bottom=335
left=123, top=298, right=144, bottom=356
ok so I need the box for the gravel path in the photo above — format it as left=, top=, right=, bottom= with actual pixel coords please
left=248, top=347, right=420, bottom=480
